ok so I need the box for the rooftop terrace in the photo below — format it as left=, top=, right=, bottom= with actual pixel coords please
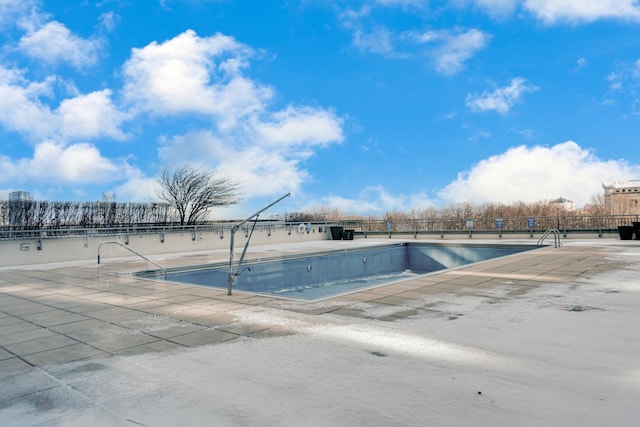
left=1, top=238, right=638, bottom=426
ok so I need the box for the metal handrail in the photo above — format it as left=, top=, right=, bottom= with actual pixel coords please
left=227, top=193, right=291, bottom=295
left=0, top=221, right=326, bottom=241
left=537, top=229, right=562, bottom=248
left=97, top=241, right=167, bottom=279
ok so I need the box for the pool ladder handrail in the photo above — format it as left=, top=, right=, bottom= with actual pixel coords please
left=97, top=241, right=167, bottom=279
left=228, top=192, right=291, bottom=296
left=537, top=229, right=562, bottom=248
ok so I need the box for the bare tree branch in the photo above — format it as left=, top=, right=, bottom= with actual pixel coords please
left=157, top=165, right=243, bottom=225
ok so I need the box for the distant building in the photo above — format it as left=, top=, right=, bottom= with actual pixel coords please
left=603, top=180, right=640, bottom=215
left=8, top=191, right=33, bottom=202
left=549, top=196, right=575, bottom=212
left=102, top=192, right=117, bottom=203
left=8, top=191, right=33, bottom=227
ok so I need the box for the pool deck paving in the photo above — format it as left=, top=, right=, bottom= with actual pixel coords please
left=0, top=238, right=638, bottom=425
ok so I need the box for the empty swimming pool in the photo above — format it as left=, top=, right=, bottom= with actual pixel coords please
left=141, top=242, right=537, bottom=300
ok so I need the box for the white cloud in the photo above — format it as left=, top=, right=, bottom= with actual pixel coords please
left=454, top=0, right=640, bottom=23
left=339, top=5, right=372, bottom=29
left=452, top=0, right=518, bottom=18
left=98, top=12, right=119, bottom=33
left=438, top=141, right=640, bottom=206
left=0, top=27, right=344, bottom=201
left=570, top=57, right=587, bottom=73
left=221, top=146, right=310, bottom=197
left=18, top=21, right=102, bottom=68
left=524, top=0, right=640, bottom=23
left=134, top=31, right=346, bottom=202
left=0, top=68, right=56, bottom=139
left=157, top=102, right=346, bottom=199
left=353, top=28, right=395, bottom=56
left=317, top=185, right=436, bottom=215
left=0, top=68, right=129, bottom=142
left=410, top=28, right=490, bottom=75
left=122, top=30, right=272, bottom=126
left=113, top=176, right=160, bottom=202
left=255, top=106, right=344, bottom=147
left=31, top=141, right=120, bottom=182
left=466, top=77, right=538, bottom=114
left=374, top=0, right=424, bottom=7
left=0, top=0, right=36, bottom=28
left=303, top=140, right=640, bottom=215
left=0, top=141, right=127, bottom=185
left=158, top=130, right=230, bottom=167
left=57, top=90, right=128, bottom=140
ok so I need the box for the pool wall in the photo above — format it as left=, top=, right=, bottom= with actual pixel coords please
left=0, top=224, right=330, bottom=268
left=162, top=243, right=535, bottom=299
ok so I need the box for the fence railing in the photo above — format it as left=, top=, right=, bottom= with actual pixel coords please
left=333, top=215, right=640, bottom=234
left=0, top=221, right=331, bottom=241
left=0, top=215, right=638, bottom=241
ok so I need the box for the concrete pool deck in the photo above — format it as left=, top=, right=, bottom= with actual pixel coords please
left=1, top=238, right=639, bottom=425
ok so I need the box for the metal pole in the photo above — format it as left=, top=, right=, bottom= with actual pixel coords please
left=227, top=228, right=237, bottom=295
left=227, top=192, right=290, bottom=295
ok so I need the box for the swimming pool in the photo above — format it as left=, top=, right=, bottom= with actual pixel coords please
left=143, top=242, right=537, bottom=301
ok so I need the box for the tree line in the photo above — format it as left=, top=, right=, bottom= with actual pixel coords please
left=0, top=200, right=174, bottom=229
left=3, top=164, right=610, bottom=229
left=287, top=197, right=607, bottom=223
left=1, top=166, right=243, bottom=229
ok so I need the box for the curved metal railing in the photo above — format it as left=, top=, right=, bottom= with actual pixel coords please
left=97, top=241, right=167, bottom=279
left=537, top=229, right=562, bottom=248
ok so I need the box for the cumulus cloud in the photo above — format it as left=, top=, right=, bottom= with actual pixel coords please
left=255, top=106, right=344, bottom=147
left=0, top=26, right=344, bottom=203
left=157, top=103, right=345, bottom=198
left=453, top=0, right=640, bottom=23
left=524, top=0, right=640, bottom=23
left=316, top=185, right=436, bottom=215
left=113, top=176, right=160, bottom=202
left=314, top=141, right=640, bottom=214
left=57, top=90, right=128, bottom=140
left=18, top=21, right=103, bottom=68
left=132, top=31, right=346, bottom=201
left=0, top=141, right=127, bottom=185
left=438, top=141, right=640, bottom=206
left=158, top=131, right=232, bottom=170
left=466, top=77, right=538, bottom=114
left=0, top=0, right=36, bottom=28
left=122, top=29, right=272, bottom=127
left=0, top=67, right=129, bottom=142
left=0, top=67, right=56, bottom=139
left=410, top=28, right=490, bottom=75
left=159, top=131, right=309, bottom=197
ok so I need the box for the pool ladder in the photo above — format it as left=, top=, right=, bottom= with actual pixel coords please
left=537, top=229, right=562, bottom=248
left=97, top=241, right=167, bottom=279
left=228, top=192, right=291, bottom=295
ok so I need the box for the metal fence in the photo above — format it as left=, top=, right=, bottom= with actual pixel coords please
left=0, top=221, right=330, bottom=241
left=334, top=215, right=640, bottom=234
left=0, top=215, right=638, bottom=241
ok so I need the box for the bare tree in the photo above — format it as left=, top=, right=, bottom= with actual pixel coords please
left=157, top=166, right=242, bottom=225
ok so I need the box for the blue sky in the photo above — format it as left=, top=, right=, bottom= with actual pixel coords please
left=1, top=0, right=640, bottom=219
